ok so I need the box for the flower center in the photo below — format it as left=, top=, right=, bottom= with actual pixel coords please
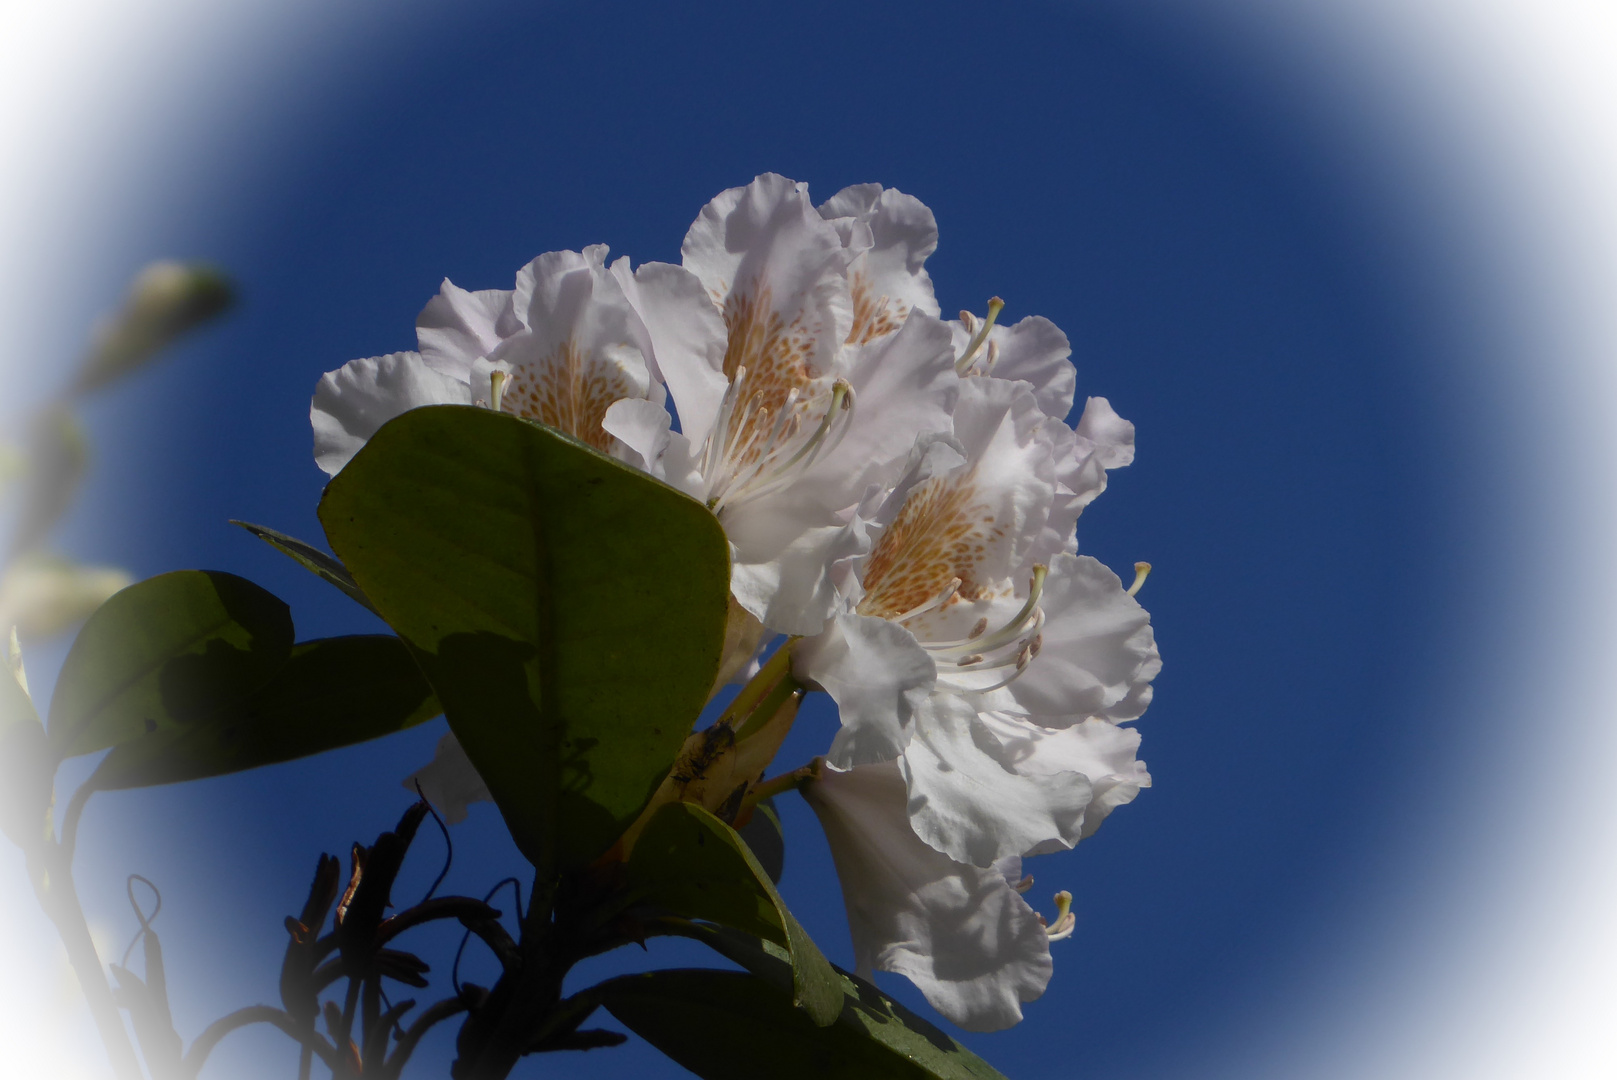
left=491, top=340, right=633, bottom=452
left=703, top=369, right=853, bottom=512
left=700, top=285, right=855, bottom=511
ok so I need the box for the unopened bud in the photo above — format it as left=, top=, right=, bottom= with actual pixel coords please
left=75, top=261, right=234, bottom=395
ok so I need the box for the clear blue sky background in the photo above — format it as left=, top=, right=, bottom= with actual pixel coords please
left=38, top=1, right=1505, bottom=1077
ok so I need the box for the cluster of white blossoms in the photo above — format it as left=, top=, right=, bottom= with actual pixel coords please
left=310, top=174, right=1160, bottom=1033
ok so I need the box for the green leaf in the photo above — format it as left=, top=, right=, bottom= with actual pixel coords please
left=598, top=968, right=1009, bottom=1080
left=629, top=801, right=841, bottom=1026
left=318, top=406, right=729, bottom=875
left=48, top=571, right=293, bottom=761
left=231, top=520, right=378, bottom=615
left=89, top=635, right=439, bottom=789
left=737, top=797, right=785, bottom=883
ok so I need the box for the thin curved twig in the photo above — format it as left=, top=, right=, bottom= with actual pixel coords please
left=181, top=1005, right=338, bottom=1079
left=383, top=997, right=468, bottom=1079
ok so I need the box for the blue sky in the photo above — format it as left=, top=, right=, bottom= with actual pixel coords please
left=24, top=1, right=1532, bottom=1077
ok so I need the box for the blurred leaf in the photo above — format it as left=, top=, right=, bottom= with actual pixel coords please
left=319, top=406, right=729, bottom=875
left=628, top=801, right=840, bottom=1026
left=0, top=554, right=133, bottom=641
left=231, top=519, right=378, bottom=615
left=737, top=797, right=785, bottom=884
left=90, top=635, right=439, bottom=789
left=47, top=571, right=293, bottom=761
left=0, top=634, right=50, bottom=848
left=75, top=261, right=234, bottom=395
left=598, top=968, right=1008, bottom=1080
left=7, top=407, right=87, bottom=558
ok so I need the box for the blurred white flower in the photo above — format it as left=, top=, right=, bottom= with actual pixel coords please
left=0, top=555, right=131, bottom=641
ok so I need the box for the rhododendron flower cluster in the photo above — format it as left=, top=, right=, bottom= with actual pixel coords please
left=312, top=174, right=1160, bottom=1033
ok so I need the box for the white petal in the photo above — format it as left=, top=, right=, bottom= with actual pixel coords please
left=856, top=379, right=1055, bottom=621
left=1000, top=553, right=1161, bottom=722
left=614, top=260, right=730, bottom=448
left=416, top=280, right=518, bottom=378
left=311, top=352, right=470, bottom=475
left=1025, top=399, right=1136, bottom=571
left=725, top=502, right=871, bottom=637
left=900, top=695, right=1092, bottom=866
left=818, top=184, right=941, bottom=344
left=600, top=398, right=705, bottom=497
left=682, top=173, right=852, bottom=378
left=1075, top=395, right=1134, bottom=469
left=794, top=311, right=959, bottom=511
left=804, top=761, right=1052, bottom=1032
left=403, top=732, right=491, bottom=826
left=976, top=712, right=1151, bottom=843
left=485, top=249, right=663, bottom=450
left=792, top=614, right=936, bottom=767
left=956, top=314, right=1075, bottom=420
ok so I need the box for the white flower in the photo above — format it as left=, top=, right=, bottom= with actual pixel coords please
left=792, top=375, right=1159, bottom=866
left=802, top=759, right=1054, bottom=1033
left=613, top=173, right=959, bottom=635
left=311, top=246, right=662, bottom=475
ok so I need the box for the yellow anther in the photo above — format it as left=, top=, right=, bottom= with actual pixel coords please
left=1045, top=889, right=1076, bottom=942
left=1128, top=562, right=1151, bottom=598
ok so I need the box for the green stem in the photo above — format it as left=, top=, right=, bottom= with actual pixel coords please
left=738, top=759, right=823, bottom=812
left=714, top=641, right=796, bottom=730
left=733, top=677, right=801, bottom=741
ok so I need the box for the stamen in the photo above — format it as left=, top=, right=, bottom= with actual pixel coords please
left=1044, top=890, right=1075, bottom=942
left=955, top=296, right=1005, bottom=374
left=956, top=654, right=984, bottom=667
left=1012, top=873, right=1034, bottom=894
left=490, top=371, right=509, bottom=414
left=984, top=339, right=1000, bottom=372
left=969, top=617, right=989, bottom=639
left=1128, top=561, right=1151, bottom=598
left=930, top=564, right=1047, bottom=656
left=715, top=380, right=854, bottom=510
left=891, top=576, right=961, bottom=623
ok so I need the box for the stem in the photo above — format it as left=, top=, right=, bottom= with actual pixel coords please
left=59, top=781, right=93, bottom=867
left=27, top=831, right=142, bottom=1080
left=714, top=642, right=795, bottom=729
left=733, top=678, right=801, bottom=741
left=384, top=997, right=466, bottom=1079
left=181, top=1005, right=336, bottom=1079
left=738, top=759, right=822, bottom=811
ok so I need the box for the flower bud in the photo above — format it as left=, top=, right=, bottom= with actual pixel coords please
left=75, top=261, right=233, bottom=395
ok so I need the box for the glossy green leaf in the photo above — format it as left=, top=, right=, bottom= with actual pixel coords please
left=629, top=801, right=841, bottom=1025
left=89, top=635, right=439, bottom=789
left=231, top=519, right=378, bottom=615
left=598, top=968, right=1009, bottom=1080
left=736, top=796, right=785, bottom=883
left=48, top=571, right=293, bottom=761
left=318, top=406, right=729, bottom=875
